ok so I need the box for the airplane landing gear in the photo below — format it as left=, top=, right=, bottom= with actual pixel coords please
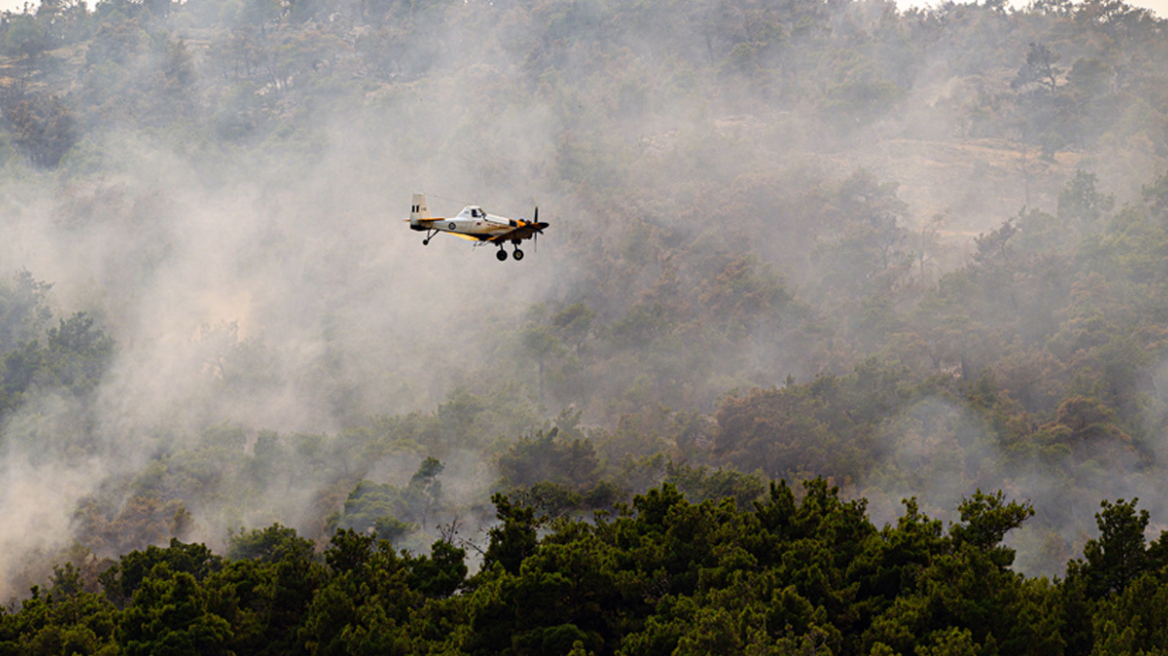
left=422, top=238, right=430, bottom=245
left=513, top=248, right=525, bottom=261
left=496, top=248, right=508, bottom=261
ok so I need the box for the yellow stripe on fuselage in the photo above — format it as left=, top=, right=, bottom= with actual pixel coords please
left=445, top=232, right=480, bottom=241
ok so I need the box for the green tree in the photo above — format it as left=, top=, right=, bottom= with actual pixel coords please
left=102, top=539, right=222, bottom=608
left=1090, top=572, right=1168, bottom=655
left=1080, top=498, right=1150, bottom=597
left=2, top=93, right=76, bottom=168
left=497, top=428, right=600, bottom=492
left=482, top=493, right=539, bottom=575
left=2, top=13, right=49, bottom=65
left=226, top=523, right=315, bottom=563
left=118, top=564, right=233, bottom=656
left=407, top=539, right=467, bottom=598
left=1058, top=170, right=1114, bottom=229
left=1013, top=42, right=1062, bottom=94
left=948, top=489, right=1034, bottom=567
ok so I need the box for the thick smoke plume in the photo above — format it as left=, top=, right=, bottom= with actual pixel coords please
left=0, top=0, right=1166, bottom=595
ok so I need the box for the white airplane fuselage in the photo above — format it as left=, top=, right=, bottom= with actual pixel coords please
left=416, top=206, right=520, bottom=240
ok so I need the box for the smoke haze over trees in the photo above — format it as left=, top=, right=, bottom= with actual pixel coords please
left=2, top=0, right=1168, bottom=646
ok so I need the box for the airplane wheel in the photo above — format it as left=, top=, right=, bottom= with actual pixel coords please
left=496, top=249, right=508, bottom=261
left=513, top=249, right=525, bottom=261
left=422, top=238, right=429, bottom=246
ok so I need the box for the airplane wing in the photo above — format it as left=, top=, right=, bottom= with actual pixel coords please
left=485, top=225, right=543, bottom=243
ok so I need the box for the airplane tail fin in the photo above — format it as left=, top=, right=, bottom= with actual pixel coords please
left=410, top=193, right=431, bottom=227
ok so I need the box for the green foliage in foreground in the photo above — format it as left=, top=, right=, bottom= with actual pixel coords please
left=5, top=482, right=1168, bottom=656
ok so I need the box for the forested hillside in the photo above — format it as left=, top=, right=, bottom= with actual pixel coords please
left=4, top=0, right=1168, bottom=650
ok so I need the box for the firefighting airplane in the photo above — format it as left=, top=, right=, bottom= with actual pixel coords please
left=406, top=193, right=548, bottom=261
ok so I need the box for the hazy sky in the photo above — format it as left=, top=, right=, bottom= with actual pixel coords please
left=0, top=0, right=1164, bottom=17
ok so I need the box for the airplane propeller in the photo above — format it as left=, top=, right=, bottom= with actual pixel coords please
left=531, top=206, right=546, bottom=252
